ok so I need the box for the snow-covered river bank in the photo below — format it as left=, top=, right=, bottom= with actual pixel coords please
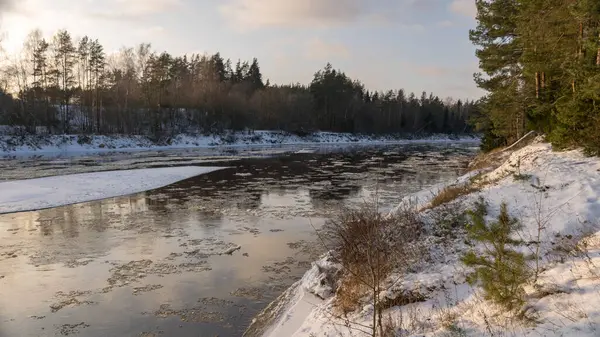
left=256, top=138, right=600, bottom=337
left=0, top=130, right=478, bottom=158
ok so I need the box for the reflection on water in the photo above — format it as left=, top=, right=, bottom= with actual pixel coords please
left=0, top=144, right=476, bottom=337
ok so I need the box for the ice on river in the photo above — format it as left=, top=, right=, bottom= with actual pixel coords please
left=0, top=166, right=227, bottom=214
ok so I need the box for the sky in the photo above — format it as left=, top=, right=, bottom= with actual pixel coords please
left=0, top=0, right=483, bottom=100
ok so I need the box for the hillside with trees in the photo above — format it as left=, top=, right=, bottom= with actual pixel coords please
left=472, top=0, right=600, bottom=154
left=0, top=29, right=476, bottom=139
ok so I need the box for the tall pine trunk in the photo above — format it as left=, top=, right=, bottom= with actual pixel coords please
left=597, top=31, right=600, bottom=66
left=535, top=72, right=540, bottom=99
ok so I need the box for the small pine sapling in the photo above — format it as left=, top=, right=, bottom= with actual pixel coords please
left=461, top=199, right=530, bottom=310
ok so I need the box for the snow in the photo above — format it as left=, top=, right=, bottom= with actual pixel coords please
left=257, top=253, right=342, bottom=337
left=0, top=131, right=479, bottom=158
left=260, top=138, right=600, bottom=337
left=0, top=166, right=227, bottom=214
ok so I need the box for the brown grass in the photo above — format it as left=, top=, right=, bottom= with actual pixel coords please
left=428, top=185, right=479, bottom=209
left=335, top=270, right=367, bottom=314
left=466, top=147, right=507, bottom=173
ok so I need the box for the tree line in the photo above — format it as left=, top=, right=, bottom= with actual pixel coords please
left=471, top=0, right=600, bottom=153
left=0, top=29, right=476, bottom=138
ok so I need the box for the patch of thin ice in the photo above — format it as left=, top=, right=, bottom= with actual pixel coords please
left=0, top=166, right=227, bottom=214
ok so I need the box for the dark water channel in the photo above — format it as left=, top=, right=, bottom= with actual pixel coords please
left=0, top=144, right=477, bottom=337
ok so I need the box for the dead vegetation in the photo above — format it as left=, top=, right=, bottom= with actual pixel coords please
left=466, top=131, right=540, bottom=174
left=320, top=203, right=425, bottom=336
left=428, top=185, right=480, bottom=209
left=466, top=146, right=508, bottom=173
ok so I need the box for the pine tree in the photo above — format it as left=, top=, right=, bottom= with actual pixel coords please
left=548, top=0, right=600, bottom=153
left=224, top=58, right=233, bottom=82
left=31, top=34, right=50, bottom=128
left=247, top=58, right=264, bottom=91
left=77, top=36, right=90, bottom=130
left=210, top=53, right=226, bottom=82
left=471, top=0, right=600, bottom=153
left=52, top=30, right=76, bottom=133
left=89, top=39, right=105, bottom=133
left=470, top=0, right=524, bottom=144
left=462, top=200, right=529, bottom=310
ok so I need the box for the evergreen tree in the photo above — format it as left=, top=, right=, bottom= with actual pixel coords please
left=89, top=39, right=105, bottom=132
left=470, top=0, right=523, bottom=144
left=210, top=53, right=226, bottom=82
left=471, top=0, right=600, bottom=154
left=462, top=199, right=529, bottom=310
left=52, top=30, right=76, bottom=133
left=247, top=58, right=264, bottom=91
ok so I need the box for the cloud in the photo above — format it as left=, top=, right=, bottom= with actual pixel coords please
left=417, top=66, right=450, bottom=77
left=219, top=0, right=365, bottom=30
left=115, top=0, right=181, bottom=16
left=304, top=37, right=350, bottom=60
left=0, top=0, right=14, bottom=11
left=136, top=25, right=166, bottom=37
left=219, top=0, right=435, bottom=31
left=403, top=23, right=425, bottom=32
left=437, top=20, right=454, bottom=27
left=405, top=0, right=442, bottom=11
left=449, top=0, right=476, bottom=18
left=415, top=61, right=479, bottom=78
left=3, top=0, right=39, bottom=16
left=89, top=0, right=183, bottom=20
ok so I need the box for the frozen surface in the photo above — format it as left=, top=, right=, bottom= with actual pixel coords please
left=260, top=139, right=600, bottom=337
left=0, top=166, right=227, bottom=214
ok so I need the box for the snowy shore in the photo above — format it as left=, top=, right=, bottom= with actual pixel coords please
left=254, top=138, right=600, bottom=337
left=0, top=166, right=227, bottom=214
left=0, top=131, right=479, bottom=157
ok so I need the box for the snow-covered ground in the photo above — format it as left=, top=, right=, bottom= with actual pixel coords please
left=0, top=166, right=227, bottom=214
left=0, top=131, right=479, bottom=157
left=257, top=138, right=600, bottom=337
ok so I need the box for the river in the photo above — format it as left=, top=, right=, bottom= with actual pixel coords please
left=0, top=143, right=477, bottom=337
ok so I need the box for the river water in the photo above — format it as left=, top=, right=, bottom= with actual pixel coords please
left=0, top=143, right=477, bottom=337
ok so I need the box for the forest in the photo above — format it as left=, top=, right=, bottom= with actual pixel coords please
left=472, top=0, right=600, bottom=153
left=0, top=29, right=476, bottom=138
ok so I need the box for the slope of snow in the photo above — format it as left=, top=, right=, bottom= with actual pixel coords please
left=0, top=166, right=227, bottom=214
left=260, top=139, right=600, bottom=337
left=0, top=131, right=479, bottom=157
left=248, top=253, right=341, bottom=337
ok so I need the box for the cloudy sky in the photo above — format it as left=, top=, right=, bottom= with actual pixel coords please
left=0, top=0, right=482, bottom=99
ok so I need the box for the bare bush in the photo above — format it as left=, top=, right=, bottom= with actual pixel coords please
left=321, top=203, right=425, bottom=336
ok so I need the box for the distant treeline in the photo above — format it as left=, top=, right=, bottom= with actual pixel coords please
left=0, top=29, right=477, bottom=137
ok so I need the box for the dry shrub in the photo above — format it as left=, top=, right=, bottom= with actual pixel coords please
left=323, top=203, right=425, bottom=327
left=376, top=290, right=427, bottom=311
left=381, top=314, right=401, bottom=337
left=429, top=185, right=479, bottom=209
left=336, top=274, right=367, bottom=314
left=466, top=147, right=507, bottom=172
